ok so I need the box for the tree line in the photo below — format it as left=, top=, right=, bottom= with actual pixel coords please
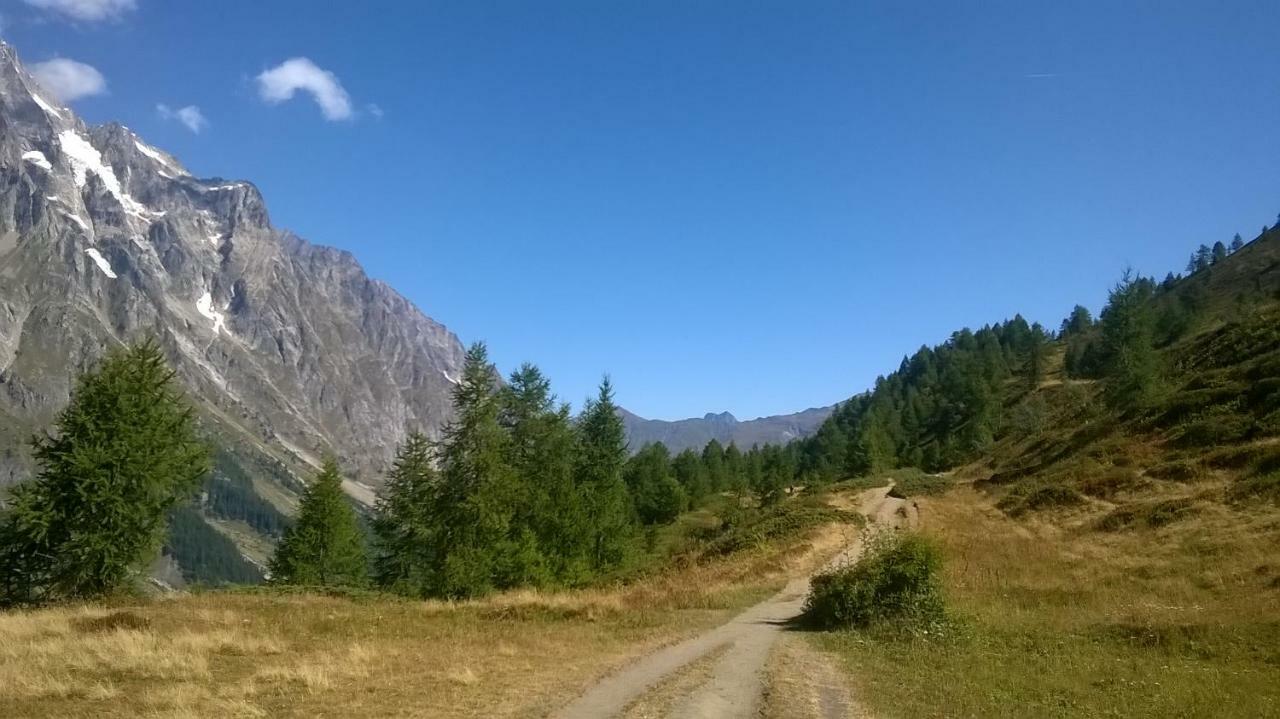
left=0, top=339, right=782, bottom=604
left=2, top=219, right=1274, bottom=604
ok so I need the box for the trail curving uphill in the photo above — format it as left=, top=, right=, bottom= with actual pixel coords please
left=553, top=485, right=914, bottom=719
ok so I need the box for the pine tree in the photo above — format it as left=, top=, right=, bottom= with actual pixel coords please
left=722, top=442, right=745, bottom=494
left=1099, top=271, right=1161, bottom=409
left=1026, top=328, right=1047, bottom=389
left=498, top=363, right=579, bottom=584
left=372, top=432, right=439, bottom=595
left=1059, top=305, right=1093, bottom=337
left=1211, top=241, right=1228, bottom=264
left=574, top=377, right=636, bottom=572
left=1231, top=233, right=1245, bottom=253
left=672, top=448, right=709, bottom=501
left=269, top=458, right=368, bottom=588
left=701, top=439, right=727, bottom=493
left=624, top=443, right=685, bottom=524
left=0, top=339, right=209, bottom=605
left=432, top=342, right=520, bottom=597
left=1194, top=244, right=1213, bottom=271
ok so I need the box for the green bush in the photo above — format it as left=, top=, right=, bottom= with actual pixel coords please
left=1146, top=459, right=1208, bottom=482
left=1227, top=470, right=1280, bottom=505
left=996, top=482, right=1085, bottom=517
left=700, top=498, right=851, bottom=558
left=1096, top=498, right=1197, bottom=531
left=885, top=468, right=953, bottom=497
left=802, top=532, right=944, bottom=630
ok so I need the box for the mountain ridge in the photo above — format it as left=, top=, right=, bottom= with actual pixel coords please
left=619, top=404, right=834, bottom=454
left=0, top=40, right=467, bottom=499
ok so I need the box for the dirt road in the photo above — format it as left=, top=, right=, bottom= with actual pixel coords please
left=552, top=485, right=913, bottom=719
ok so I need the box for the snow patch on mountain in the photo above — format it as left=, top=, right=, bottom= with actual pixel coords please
left=57, top=130, right=158, bottom=222
left=133, top=140, right=186, bottom=177
left=84, top=248, right=116, bottom=278
left=21, top=150, right=51, bottom=170
left=61, top=210, right=90, bottom=233
left=30, top=91, right=63, bottom=118
left=195, top=291, right=227, bottom=335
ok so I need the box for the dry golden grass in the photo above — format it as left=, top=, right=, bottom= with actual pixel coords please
left=0, top=500, right=858, bottom=719
left=815, top=485, right=1280, bottom=718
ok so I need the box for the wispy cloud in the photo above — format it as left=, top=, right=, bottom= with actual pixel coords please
left=1024, top=73, right=1062, bottom=79
left=22, top=0, right=135, bottom=23
left=256, top=58, right=353, bottom=121
left=30, top=58, right=106, bottom=102
left=157, top=103, right=208, bottom=133
left=366, top=102, right=384, bottom=120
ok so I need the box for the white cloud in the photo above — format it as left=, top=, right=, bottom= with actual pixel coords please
left=366, top=102, right=384, bottom=119
left=23, top=0, right=135, bottom=22
left=30, top=58, right=106, bottom=102
left=157, top=103, right=208, bottom=133
left=256, top=57, right=352, bottom=121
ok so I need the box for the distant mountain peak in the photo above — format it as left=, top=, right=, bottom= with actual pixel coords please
left=621, top=406, right=833, bottom=454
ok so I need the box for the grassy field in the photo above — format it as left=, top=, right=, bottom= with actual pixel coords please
left=0, top=493, right=858, bottom=718
left=813, top=484, right=1280, bottom=718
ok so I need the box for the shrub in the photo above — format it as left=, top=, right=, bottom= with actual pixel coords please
left=996, top=482, right=1085, bottom=517
left=1080, top=466, right=1147, bottom=499
left=1227, top=470, right=1280, bottom=505
left=1096, top=498, right=1197, bottom=531
left=802, top=532, right=944, bottom=630
left=700, top=499, right=851, bottom=558
left=886, top=468, right=953, bottom=497
left=1146, top=459, right=1208, bottom=482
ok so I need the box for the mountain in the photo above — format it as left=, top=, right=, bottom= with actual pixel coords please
left=620, top=405, right=834, bottom=454
left=0, top=40, right=466, bottom=511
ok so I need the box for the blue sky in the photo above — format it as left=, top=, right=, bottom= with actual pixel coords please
left=6, top=1, right=1279, bottom=420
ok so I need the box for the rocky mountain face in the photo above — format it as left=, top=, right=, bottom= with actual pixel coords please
left=619, top=405, right=834, bottom=454
left=0, top=41, right=466, bottom=503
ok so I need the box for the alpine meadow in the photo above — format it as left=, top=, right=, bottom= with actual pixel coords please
left=2, top=4, right=1279, bottom=718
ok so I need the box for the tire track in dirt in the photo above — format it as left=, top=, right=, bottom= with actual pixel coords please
left=552, top=485, right=910, bottom=719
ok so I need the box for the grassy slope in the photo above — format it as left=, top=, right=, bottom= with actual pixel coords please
left=0, top=490, right=860, bottom=718
left=813, top=231, right=1280, bottom=717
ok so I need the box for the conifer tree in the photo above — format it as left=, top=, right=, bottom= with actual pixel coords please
left=498, top=363, right=581, bottom=583
left=672, top=448, right=709, bottom=501
left=372, top=432, right=439, bottom=595
left=0, top=339, right=209, bottom=604
left=269, top=457, right=368, bottom=588
left=624, top=443, right=685, bottom=524
left=1026, top=327, right=1047, bottom=389
left=701, top=439, right=727, bottom=493
left=574, top=377, right=636, bottom=572
left=1231, top=233, right=1245, bottom=253
left=432, top=342, right=521, bottom=597
left=1099, top=271, right=1161, bottom=409
left=722, top=442, right=745, bottom=494
left=1211, top=241, right=1228, bottom=264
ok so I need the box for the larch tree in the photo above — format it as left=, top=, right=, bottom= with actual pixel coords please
left=269, top=457, right=369, bottom=588
left=574, top=377, right=636, bottom=572
left=0, top=339, right=210, bottom=604
left=372, top=432, right=439, bottom=596
left=1099, top=271, right=1161, bottom=409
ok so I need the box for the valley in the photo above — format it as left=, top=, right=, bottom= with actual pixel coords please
left=2, top=6, right=1279, bottom=718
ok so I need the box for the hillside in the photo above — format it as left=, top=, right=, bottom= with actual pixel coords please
left=783, top=225, right=1280, bottom=716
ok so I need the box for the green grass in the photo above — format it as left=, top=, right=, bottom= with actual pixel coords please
left=810, top=488, right=1280, bottom=718
left=817, top=621, right=1280, bottom=719
left=884, top=468, right=954, bottom=497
